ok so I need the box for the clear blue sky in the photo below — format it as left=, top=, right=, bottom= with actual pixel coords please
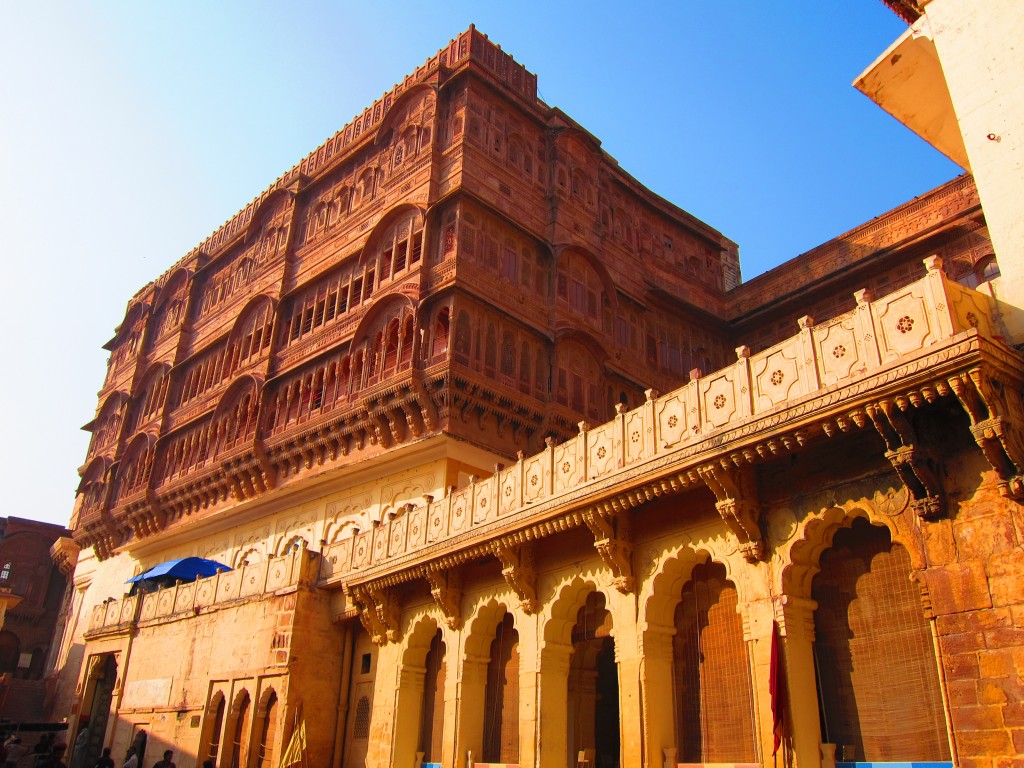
left=0, top=2, right=958, bottom=527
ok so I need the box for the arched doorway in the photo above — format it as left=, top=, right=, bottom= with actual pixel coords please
left=81, top=654, right=118, bottom=768
left=418, top=629, right=446, bottom=766
left=812, top=518, right=950, bottom=762
left=482, top=613, right=519, bottom=764
left=567, top=592, right=619, bottom=768
left=200, top=692, right=226, bottom=766
left=673, top=560, right=756, bottom=763
left=227, top=690, right=252, bottom=768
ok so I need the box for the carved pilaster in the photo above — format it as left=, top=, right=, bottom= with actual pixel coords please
left=424, top=566, right=463, bottom=629
left=491, top=541, right=538, bottom=613
left=949, top=367, right=1024, bottom=499
left=582, top=509, right=634, bottom=593
left=865, top=400, right=944, bottom=519
left=697, top=460, right=764, bottom=562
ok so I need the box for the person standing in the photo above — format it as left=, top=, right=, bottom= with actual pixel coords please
left=70, top=723, right=89, bottom=768
left=120, top=748, right=136, bottom=768
left=151, top=751, right=174, bottom=768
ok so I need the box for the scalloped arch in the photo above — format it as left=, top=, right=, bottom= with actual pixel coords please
left=226, top=294, right=277, bottom=345
left=132, top=361, right=171, bottom=399
left=357, top=204, right=426, bottom=268
left=400, top=612, right=444, bottom=666
left=374, top=84, right=437, bottom=144
left=554, top=245, right=619, bottom=314
left=779, top=503, right=911, bottom=599
left=76, top=455, right=112, bottom=494
left=542, top=575, right=606, bottom=647
left=211, top=374, right=262, bottom=424
left=246, top=187, right=295, bottom=241
left=462, top=597, right=514, bottom=661
left=638, top=543, right=724, bottom=633
left=350, top=292, right=416, bottom=347
left=153, top=267, right=191, bottom=313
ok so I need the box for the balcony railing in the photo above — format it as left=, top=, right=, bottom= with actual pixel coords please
left=86, top=547, right=316, bottom=635
left=319, top=256, right=999, bottom=582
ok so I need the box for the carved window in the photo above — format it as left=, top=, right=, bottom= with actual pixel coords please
left=0, top=564, right=10, bottom=581
left=557, top=252, right=603, bottom=325
left=485, top=324, right=497, bottom=372
left=500, top=247, right=517, bottom=283
left=555, top=342, right=605, bottom=420
left=354, top=696, right=371, bottom=739
left=501, top=331, right=515, bottom=377
left=454, top=310, right=471, bottom=361
left=383, top=321, right=400, bottom=373
left=432, top=309, right=450, bottom=361
left=178, top=343, right=229, bottom=408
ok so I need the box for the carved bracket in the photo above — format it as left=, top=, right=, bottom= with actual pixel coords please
left=866, top=400, right=944, bottom=519
left=949, top=368, right=1024, bottom=499
left=583, top=509, right=635, bottom=593
left=491, top=541, right=538, bottom=613
left=424, top=566, right=463, bottom=629
left=697, top=460, right=764, bottom=562
left=347, top=583, right=400, bottom=645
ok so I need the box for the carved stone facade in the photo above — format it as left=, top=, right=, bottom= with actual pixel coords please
left=51, top=25, right=1022, bottom=768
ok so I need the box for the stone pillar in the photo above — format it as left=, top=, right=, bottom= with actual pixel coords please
left=378, top=656, right=423, bottom=768
left=745, top=595, right=780, bottom=767
left=774, top=595, right=823, bottom=768
left=569, top=669, right=598, bottom=759
left=517, top=612, right=540, bottom=768
left=608, top=591, right=643, bottom=768
left=453, top=654, right=489, bottom=768
left=441, top=644, right=462, bottom=768
left=537, top=643, right=572, bottom=768
left=638, top=627, right=675, bottom=768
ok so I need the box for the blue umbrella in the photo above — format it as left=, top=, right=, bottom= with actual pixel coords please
left=126, top=557, right=231, bottom=583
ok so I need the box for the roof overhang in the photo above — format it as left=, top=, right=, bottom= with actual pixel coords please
left=854, top=22, right=969, bottom=170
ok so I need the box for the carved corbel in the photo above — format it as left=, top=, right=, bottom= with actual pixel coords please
left=491, top=541, right=538, bottom=613
left=424, top=566, right=463, bottom=629
left=865, top=400, right=944, bottom=518
left=697, top=460, right=764, bottom=562
left=254, top=443, right=277, bottom=490
left=347, top=583, right=400, bottom=645
left=583, top=509, right=635, bottom=593
left=949, top=368, right=1024, bottom=499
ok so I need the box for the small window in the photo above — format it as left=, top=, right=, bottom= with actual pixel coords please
left=360, top=653, right=371, bottom=674
left=0, top=563, right=10, bottom=581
